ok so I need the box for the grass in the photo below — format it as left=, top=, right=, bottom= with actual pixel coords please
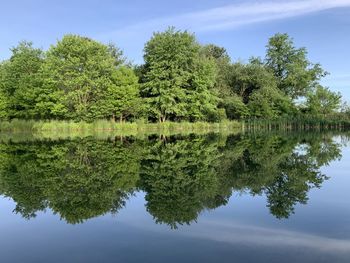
left=243, top=115, right=350, bottom=132
left=0, top=119, right=242, bottom=139
left=1, top=115, right=350, bottom=140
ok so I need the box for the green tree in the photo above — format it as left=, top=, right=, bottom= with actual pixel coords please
left=40, top=35, right=123, bottom=120
left=229, top=62, right=277, bottom=104
left=201, top=45, right=250, bottom=120
left=185, top=56, right=220, bottom=121
left=305, top=86, right=342, bottom=115
left=107, top=43, right=127, bottom=67
left=220, top=94, right=250, bottom=120
left=265, top=33, right=327, bottom=99
left=141, top=28, right=219, bottom=122
left=94, top=66, right=140, bottom=121
left=0, top=41, right=44, bottom=119
left=248, top=86, right=296, bottom=118
left=0, top=63, right=8, bottom=119
left=200, top=44, right=231, bottom=94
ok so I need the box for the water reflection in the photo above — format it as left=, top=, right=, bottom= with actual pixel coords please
left=0, top=132, right=343, bottom=228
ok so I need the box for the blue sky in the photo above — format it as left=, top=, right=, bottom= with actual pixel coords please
left=1, top=0, right=350, bottom=100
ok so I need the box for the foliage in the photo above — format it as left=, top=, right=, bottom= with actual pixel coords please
left=94, top=66, right=140, bottom=121
left=0, top=30, right=343, bottom=123
left=305, top=85, right=342, bottom=115
left=265, top=33, right=327, bottom=99
left=248, top=86, right=296, bottom=118
left=41, top=35, right=125, bottom=121
left=228, top=62, right=277, bottom=104
left=0, top=41, right=44, bottom=119
left=141, top=28, right=220, bottom=122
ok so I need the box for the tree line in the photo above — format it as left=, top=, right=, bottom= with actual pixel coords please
left=0, top=27, right=343, bottom=122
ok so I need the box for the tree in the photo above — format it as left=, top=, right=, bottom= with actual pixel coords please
left=141, top=27, right=219, bottom=122
left=265, top=33, right=327, bottom=99
left=201, top=44, right=247, bottom=120
left=139, top=136, right=224, bottom=228
left=40, top=35, right=124, bottom=121
left=107, top=43, right=127, bottom=67
left=305, top=86, right=342, bottom=115
left=95, top=66, right=140, bottom=122
left=185, top=56, right=220, bottom=121
left=200, top=44, right=231, bottom=94
left=0, top=63, right=8, bottom=119
left=229, top=62, right=278, bottom=104
left=0, top=41, right=44, bottom=119
left=219, top=94, right=250, bottom=120
left=248, top=86, right=296, bottom=118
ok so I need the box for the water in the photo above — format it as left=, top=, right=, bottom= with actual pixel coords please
left=0, top=132, right=349, bottom=262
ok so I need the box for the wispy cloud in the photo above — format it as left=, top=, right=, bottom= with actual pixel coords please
left=118, top=214, right=350, bottom=254
left=182, top=219, right=350, bottom=253
left=99, top=0, right=350, bottom=40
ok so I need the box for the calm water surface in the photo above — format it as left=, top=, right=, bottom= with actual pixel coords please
left=0, top=132, right=349, bottom=262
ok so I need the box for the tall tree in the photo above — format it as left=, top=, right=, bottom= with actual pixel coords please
left=265, top=33, right=327, bottom=99
left=40, top=35, right=124, bottom=121
left=141, top=28, right=219, bottom=122
left=200, top=44, right=231, bottom=94
left=0, top=41, right=44, bottom=119
left=95, top=66, right=140, bottom=121
left=305, top=85, right=342, bottom=115
left=201, top=44, right=248, bottom=120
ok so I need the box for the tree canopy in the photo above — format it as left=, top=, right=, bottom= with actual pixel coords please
left=0, top=30, right=344, bottom=122
left=140, top=28, right=220, bottom=122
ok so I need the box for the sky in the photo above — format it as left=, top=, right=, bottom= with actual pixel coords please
left=1, top=0, right=350, bottom=100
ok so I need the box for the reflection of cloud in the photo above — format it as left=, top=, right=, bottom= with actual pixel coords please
left=118, top=200, right=350, bottom=255
left=180, top=220, right=350, bottom=253
left=98, top=0, right=350, bottom=41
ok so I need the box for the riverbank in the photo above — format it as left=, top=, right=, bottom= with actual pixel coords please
left=0, top=119, right=242, bottom=138
left=1, top=116, right=350, bottom=139
left=243, top=116, right=350, bottom=131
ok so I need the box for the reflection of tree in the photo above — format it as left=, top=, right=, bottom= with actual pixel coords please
left=139, top=136, right=228, bottom=229
left=307, top=135, right=342, bottom=166
left=46, top=139, right=141, bottom=223
left=0, top=142, right=53, bottom=218
left=0, top=139, right=141, bottom=223
left=221, top=133, right=340, bottom=219
left=0, top=132, right=342, bottom=226
left=266, top=153, right=325, bottom=219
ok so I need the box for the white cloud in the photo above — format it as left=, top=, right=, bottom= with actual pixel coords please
left=98, top=0, right=350, bottom=40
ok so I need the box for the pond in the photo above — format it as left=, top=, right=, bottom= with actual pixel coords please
left=0, top=132, right=349, bottom=262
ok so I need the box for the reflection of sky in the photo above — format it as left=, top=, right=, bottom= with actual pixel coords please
left=1, top=148, right=350, bottom=262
